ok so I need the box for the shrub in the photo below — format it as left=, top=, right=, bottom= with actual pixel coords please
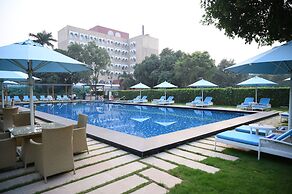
left=112, top=87, right=289, bottom=107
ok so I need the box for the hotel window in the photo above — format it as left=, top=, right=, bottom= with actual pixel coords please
left=108, top=30, right=114, bottom=36
left=115, top=32, right=121, bottom=38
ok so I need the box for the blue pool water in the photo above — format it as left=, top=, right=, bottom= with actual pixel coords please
left=35, top=102, right=247, bottom=138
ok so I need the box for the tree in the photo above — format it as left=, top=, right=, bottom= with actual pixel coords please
left=82, top=42, right=111, bottom=84
left=201, top=0, right=292, bottom=45
left=118, top=72, right=136, bottom=90
left=29, top=31, right=57, bottom=48
left=134, top=54, right=160, bottom=87
left=173, top=51, right=216, bottom=87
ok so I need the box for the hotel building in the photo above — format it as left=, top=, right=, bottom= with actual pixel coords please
left=58, top=25, right=159, bottom=84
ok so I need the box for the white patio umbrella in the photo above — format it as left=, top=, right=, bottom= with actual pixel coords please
left=0, top=40, right=91, bottom=126
left=237, top=76, right=277, bottom=103
left=188, top=79, right=218, bottom=99
left=0, top=71, right=41, bottom=108
left=154, top=81, right=177, bottom=99
left=225, top=41, right=292, bottom=128
left=130, top=82, right=150, bottom=97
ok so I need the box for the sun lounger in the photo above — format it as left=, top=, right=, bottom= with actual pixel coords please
left=128, top=95, right=141, bottom=103
left=195, top=96, right=213, bottom=107
left=62, top=95, right=70, bottom=101
left=280, top=112, right=289, bottom=122
left=133, top=96, right=148, bottom=103
left=215, top=129, right=292, bottom=159
left=157, top=96, right=175, bottom=105
left=234, top=125, right=268, bottom=136
left=23, top=95, right=30, bottom=102
left=237, top=97, right=254, bottom=109
left=46, top=95, right=54, bottom=101
left=186, top=96, right=202, bottom=106
left=251, top=98, right=271, bottom=110
left=33, top=96, right=39, bottom=101
left=56, top=95, right=63, bottom=101
left=40, top=95, right=48, bottom=101
left=152, top=96, right=166, bottom=103
left=13, top=96, right=21, bottom=102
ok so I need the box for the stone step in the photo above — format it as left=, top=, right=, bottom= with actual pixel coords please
left=86, top=138, right=94, bottom=142
left=139, top=168, right=181, bottom=188
left=0, top=167, right=35, bottom=182
left=88, top=143, right=109, bottom=151
left=167, top=148, right=207, bottom=161
left=75, top=150, right=127, bottom=169
left=179, top=145, right=238, bottom=161
left=155, top=152, right=219, bottom=174
left=0, top=173, right=40, bottom=192
left=206, top=137, right=215, bottom=141
left=198, top=139, right=232, bottom=148
left=87, top=141, right=100, bottom=146
left=189, top=142, right=225, bottom=152
left=140, top=157, right=177, bottom=171
left=44, top=162, right=147, bottom=194
left=6, top=154, right=140, bottom=194
left=74, top=146, right=117, bottom=161
left=131, top=183, right=168, bottom=194
left=87, top=174, right=148, bottom=194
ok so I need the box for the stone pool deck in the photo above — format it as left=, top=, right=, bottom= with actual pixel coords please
left=0, top=136, right=239, bottom=193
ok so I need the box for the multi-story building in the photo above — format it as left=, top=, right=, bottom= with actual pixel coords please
left=58, top=25, right=159, bottom=84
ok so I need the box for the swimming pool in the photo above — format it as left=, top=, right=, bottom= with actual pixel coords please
left=35, top=102, right=247, bottom=138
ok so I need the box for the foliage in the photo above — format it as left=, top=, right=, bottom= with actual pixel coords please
left=113, top=87, right=289, bottom=107
left=200, top=0, right=292, bottom=45
left=169, top=148, right=292, bottom=194
left=118, top=72, right=136, bottom=90
left=29, top=30, right=57, bottom=48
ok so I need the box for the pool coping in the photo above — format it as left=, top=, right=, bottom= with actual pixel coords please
left=21, top=103, right=279, bottom=157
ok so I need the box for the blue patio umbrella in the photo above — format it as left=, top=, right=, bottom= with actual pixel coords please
left=225, top=41, right=292, bottom=128
left=0, top=40, right=91, bottom=126
left=0, top=71, right=41, bottom=108
left=237, top=76, right=277, bottom=103
left=188, top=79, right=218, bottom=99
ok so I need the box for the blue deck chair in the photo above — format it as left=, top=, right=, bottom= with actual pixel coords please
left=162, top=96, right=175, bottom=105
left=128, top=95, right=141, bottom=103
left=46, top=95, right=54, bottom=101
left=152, top=96, right=166, bottom=104
left=62, top=95, right=70, bottom=101
left=56, top=95, right=63, bottom=101
left=33, top=96, right=39, bottom=101
left=215, top=129, right=292, bottom=159
left=40, top=95, right=47, bottom=101
left=186, top=96, right=202, bottom=106
left=23, top=95, right=30, bottom=102
left=13, top=96, right=21, bottom=102
left=237, top=97, right=254, bottom=109
left=252, top=98, right=271, bottom=110
left=195, top=97, right=213, bottom=107
left=134, top=96, right=147, bottom=103
left=234, top=125, right=268, bottom=136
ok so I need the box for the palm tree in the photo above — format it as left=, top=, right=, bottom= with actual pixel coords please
left=29, top=31, right=57, bottom=48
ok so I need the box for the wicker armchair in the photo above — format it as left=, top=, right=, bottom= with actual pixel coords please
left=30, top=125, right=75, bottom=183
left=0, top=132, right=17, bottom=169
left=0, top=107, right=19, bottom=132
left=73, top=114, right=89, bottom=154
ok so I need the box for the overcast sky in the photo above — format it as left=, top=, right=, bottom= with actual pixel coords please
left=0, top=0, right=280, bottom=65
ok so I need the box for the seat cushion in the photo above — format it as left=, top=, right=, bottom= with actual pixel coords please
left=235, top=125, right=267, bottom=136
left=216, top=131, right=260, bottom=146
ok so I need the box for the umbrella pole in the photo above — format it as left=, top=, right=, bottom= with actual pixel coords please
left=140, top=90, right=142, bottom=98
left=28, top=60, right=34, bottom=127
left=289, top=74, right=292, bottom=129
left=201, top=89, right=204, bottom=100
left=1, top=83, right=4, bottom=108
left=255, top=87, right=258, bottom=103
left=165, top=89, right=166, bottom=100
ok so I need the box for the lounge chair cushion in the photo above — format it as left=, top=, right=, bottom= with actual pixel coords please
left=276, top=129, right=292, bottom=141
left=235, top=125, right=267, bottom=136
left=216, top=131, right=260, bottom=146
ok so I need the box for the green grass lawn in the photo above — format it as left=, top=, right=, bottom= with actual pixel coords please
left=168, top=149, right=292, bottom=194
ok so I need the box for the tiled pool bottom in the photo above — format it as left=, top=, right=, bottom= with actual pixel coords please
left=35, top=102, right=247, bottom=138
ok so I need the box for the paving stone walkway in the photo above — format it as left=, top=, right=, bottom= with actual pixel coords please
left=0, top=136, right=239, bottom=194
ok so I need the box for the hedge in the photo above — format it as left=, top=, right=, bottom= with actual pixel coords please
left=112, top=87, right=289, bottom=107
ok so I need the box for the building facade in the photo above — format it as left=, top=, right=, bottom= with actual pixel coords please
left=58, top=25, right=159, bottom=84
